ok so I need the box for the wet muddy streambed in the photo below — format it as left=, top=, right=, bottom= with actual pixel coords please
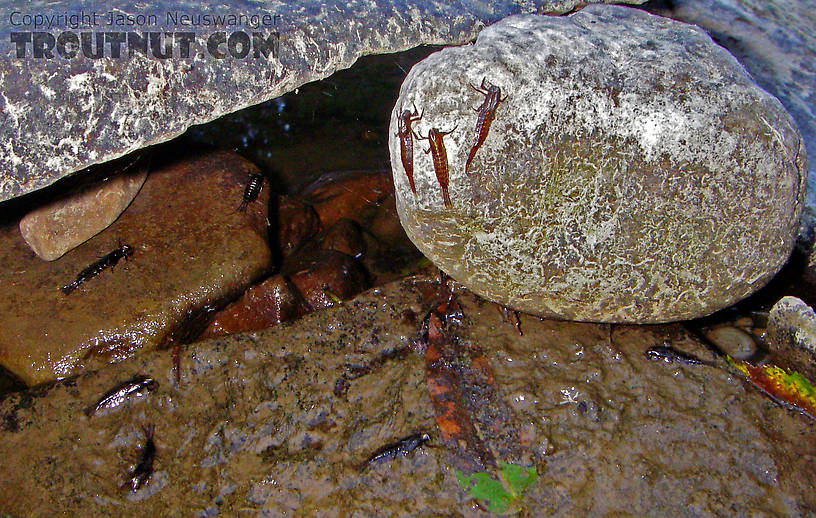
left=0, top=45, right=815, bottom=516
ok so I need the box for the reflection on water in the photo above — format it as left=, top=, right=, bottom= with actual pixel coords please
left=184, top=46, right=442, bottom=193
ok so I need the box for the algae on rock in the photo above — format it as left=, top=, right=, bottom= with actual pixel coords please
left=389, top=7, right=806, bottom=323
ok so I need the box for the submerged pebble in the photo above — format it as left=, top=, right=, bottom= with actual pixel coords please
left=288, top=250, right=370, bottom=311
left=19, top=159, right=148, bottom=261
left=201, top=274, right=305, bottom=338
left=320, top=218, right=366, bottom=258
left=276, top=195, right=320, bottom=255
left=703, top=326, right=758, bottom=360
left=301, top=170, right=393, bottom=230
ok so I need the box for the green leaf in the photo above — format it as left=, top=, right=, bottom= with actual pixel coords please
left=499, top=462, right=537, bottom=495
left=455, top=464, right=537, bottom=515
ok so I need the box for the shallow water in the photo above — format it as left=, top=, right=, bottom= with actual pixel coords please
left=0, top=41, right=811, bottom=395
left=1, top=36, right=815, bottom=516
left=184, top=46, right=442, bottom=193
left=0, top=47, right=442, bottom=396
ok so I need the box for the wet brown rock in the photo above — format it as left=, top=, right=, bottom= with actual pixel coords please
left=19, top=161, right=149, bottom=261
left=319, top=218, right=366, bottom=258
left=367, top=192, right=415, bottom=251
left=201, top=222, right=372, bottom=339
left=703, top=326, right=758, bottom=361
left=300, top=170, right=393, bottom=229
left=0, top=276, right=814, bottom=515
left=276, top=195, right=320, bottom=257
left=292, top=171, right=422, bottom=286
left=0, top=151, right=271, bottom=386
left=288, top=250, right=369, bottom=310
left=201, top=250, right=370, bottom=339
left=201, top=275, right=305, bottom=339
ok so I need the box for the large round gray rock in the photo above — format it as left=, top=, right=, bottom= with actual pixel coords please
left=389, top=6, right=807, bottom=323
left=646, top=0, right=816, bottom=315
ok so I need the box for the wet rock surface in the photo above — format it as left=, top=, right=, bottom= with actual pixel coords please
left=0, top=275, right=814, bottom=515
left=0, top=0, right=647, bottom=203
left=275, top=195, right=320, bottom=257
left=201, top=274, right=305, bottom=339
left=202, top=250, right=370, bottom=339
left=296, top=169, right=423, bottom=283
left=644, top=0, right=816, bottom=321
left=0, top=151, right=271, bottom=386
left=287, top=250, right=370, bottom=310
left=203, top=169, right=417, bottom=338
left=300, top=170, right=394, bottom=231
left=18, top=157, right=149, bottom=261
left=645, top=0, right=816, bottom=234
left=319, top=218, right=366, bottom=258
left=390, top=6, right=806, bottom=323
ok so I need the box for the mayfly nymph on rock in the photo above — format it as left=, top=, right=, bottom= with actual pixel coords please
left=465, top=77, right=506, bottom=174
left=396, top=103, right=423, bottom=195
left=416, top=126, right=457, bottom=209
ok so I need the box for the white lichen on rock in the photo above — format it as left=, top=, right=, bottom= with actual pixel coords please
left=390, top=6, right=807, bottom=323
